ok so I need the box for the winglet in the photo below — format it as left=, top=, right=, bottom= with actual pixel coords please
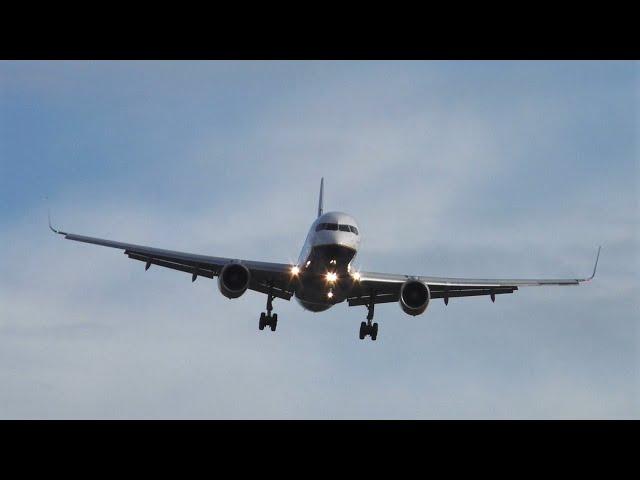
left=585, top=246, right=601, bottom=281
left=317, top=177, right=324, bottom=218
left=48, top=210, right=66, bottom=235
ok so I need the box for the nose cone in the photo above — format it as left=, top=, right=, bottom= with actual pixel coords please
left=317, top=211, right=359, bottom=230
left=313, top=211, right=360, bottom=250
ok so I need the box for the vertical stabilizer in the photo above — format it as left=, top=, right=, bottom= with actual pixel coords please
left=317, top=177, right=324, bottom=218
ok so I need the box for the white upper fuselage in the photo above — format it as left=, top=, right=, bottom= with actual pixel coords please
left=297, top=211, right=361, bottom=266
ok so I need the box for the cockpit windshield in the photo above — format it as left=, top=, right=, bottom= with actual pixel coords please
left=315, top=222, right=358, bottom=235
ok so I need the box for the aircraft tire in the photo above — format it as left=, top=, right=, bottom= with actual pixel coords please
left=371, top=323, right=378, bottom=341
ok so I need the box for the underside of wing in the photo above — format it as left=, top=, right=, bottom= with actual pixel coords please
left=348, top=247, right=600, bottom=306
left=50, top=225, right=296, bottom=301
left=347, top=274, right=518, bottom=306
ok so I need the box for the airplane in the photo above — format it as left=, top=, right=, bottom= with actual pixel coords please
left=49, top=178, right=600, bottom=341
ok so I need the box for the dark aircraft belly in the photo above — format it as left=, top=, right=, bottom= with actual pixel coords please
left=295, top=297, right=333, bottom=312
left=306, top=244, right=356, bottom=272
left=295, top=244, right=357, bottom=312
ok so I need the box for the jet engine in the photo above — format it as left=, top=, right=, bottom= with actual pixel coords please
left=399, top=280, right=430, bottom=316
left=218, top=263, right=251, bottom=299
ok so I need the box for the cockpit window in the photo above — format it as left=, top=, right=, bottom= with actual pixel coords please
left=316, top=222, right=358, bottom=234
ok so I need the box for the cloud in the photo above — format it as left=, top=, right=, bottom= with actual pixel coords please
left=0, top=61, right=637, bottom=418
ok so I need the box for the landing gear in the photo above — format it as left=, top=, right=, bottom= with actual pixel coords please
left=359, top=293, right=379, bottom=341
left=359, top=321, right=378, bottom=340
left=259, top=313, right=277, bottom=331
left=259, top=287, right=278, bottom=332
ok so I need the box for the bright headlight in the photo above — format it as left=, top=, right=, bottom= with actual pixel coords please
left=351, top=272, right=361, bottom=281
left=326, top=272, right=338, bottom=283
left=291, top=266, right=300, bottom=276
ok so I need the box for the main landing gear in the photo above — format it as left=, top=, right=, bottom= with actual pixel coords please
left=259, top=287, right=278, bottom=332
left=359, top=294, right=378, bottom=341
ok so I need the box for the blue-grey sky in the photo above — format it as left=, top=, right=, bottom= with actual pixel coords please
left=0, top=61, right=637, bottom=418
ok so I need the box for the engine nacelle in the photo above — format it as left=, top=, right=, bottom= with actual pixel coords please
left=399, top=280, right=430, bottom=316
left=218, top=263, right=251, bottom=299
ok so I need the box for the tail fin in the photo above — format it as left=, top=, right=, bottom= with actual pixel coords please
left=317, top=177, right=324, bottom=218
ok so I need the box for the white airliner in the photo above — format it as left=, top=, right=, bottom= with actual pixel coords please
left=50, top=179, right=600, bottom=341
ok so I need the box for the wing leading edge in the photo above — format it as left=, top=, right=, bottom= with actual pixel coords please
left=49, top=218, right=295, bottom=301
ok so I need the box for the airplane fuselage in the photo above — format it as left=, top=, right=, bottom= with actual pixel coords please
left=294, top=211, right=361, bottom=312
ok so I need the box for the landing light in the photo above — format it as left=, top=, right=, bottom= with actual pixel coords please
left=327, top=290, right=334, bottom=299
left=326, top=272, right=338, bottom=283
left=291, top=266, right=300, bottom=276
left=351, top=272, right=361, bottom=282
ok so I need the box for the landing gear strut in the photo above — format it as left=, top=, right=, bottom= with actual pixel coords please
left=359, top=292, right=378, bottom=341
left=259, top=286, right=278, bottom=332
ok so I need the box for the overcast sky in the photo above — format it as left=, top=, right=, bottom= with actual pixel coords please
left=0, top=61, right=637, bottom=418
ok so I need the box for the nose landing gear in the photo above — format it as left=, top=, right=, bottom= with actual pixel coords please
left=259, top=287, right=278, bottom=332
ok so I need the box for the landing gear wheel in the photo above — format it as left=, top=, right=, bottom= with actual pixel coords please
left=371, top=322, right=378, bottom=341
left=359, top=321, right=366, bottom=340
left=259, top=312, right=266, bottom=330
left=270, top=313, right=278, bottom=332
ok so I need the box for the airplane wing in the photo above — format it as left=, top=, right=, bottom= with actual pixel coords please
left=347, top=247, right=600, bottom=307
left=49, top=220, right=296, bottom=301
